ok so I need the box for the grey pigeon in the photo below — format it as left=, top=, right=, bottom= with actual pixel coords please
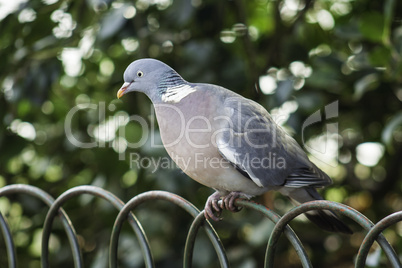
left=117, top=58, right=352, bottom=234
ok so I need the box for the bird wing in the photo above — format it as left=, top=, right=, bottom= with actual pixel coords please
left=216, top=95, right=332, bottom=188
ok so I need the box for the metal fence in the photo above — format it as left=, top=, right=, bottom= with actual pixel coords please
left=0, top=184, right=401, bottom=268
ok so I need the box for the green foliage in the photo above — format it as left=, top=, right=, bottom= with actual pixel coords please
left=0, top=0, right=401, bottom=267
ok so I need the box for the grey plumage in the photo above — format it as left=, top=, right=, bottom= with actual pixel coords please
left=117, top=58, right=352, bottom=234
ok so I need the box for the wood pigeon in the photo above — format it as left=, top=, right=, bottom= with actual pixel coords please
left=117, top=58, right=352, bottom=234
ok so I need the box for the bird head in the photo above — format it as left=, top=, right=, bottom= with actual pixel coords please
left=117, top=58, right=185, bottom=102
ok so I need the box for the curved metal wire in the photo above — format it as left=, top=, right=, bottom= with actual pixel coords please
left=0, top=184, right=402, bottom=268
left=267, top=201, right=401, bottom=268
left=184, top=211, right=209, bottom=268
left=41, top=185, right=154, bottom=268
left=235, top=200, right=313, bottom=268
left=0, top=184, right=82, bottom=268
left=183, top=210, right=230, bottom=268
left=0, top=213, right=16, bottom=268
left=109, top=191, right=229, bottom=268
left=356, top=211, right=402, bottom=268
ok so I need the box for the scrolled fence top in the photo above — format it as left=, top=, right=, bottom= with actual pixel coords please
left=0, top=184, right=401, bottom=268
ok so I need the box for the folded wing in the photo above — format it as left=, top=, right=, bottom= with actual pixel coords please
left=216, top=96, right=332, bottom=189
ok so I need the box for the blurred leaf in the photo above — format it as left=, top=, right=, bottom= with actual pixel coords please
left=382, top=111, right=402, bottom=152
left=249, top=1, right=275, bottom=36
left=384, top=0, right=396, bottom=41
left=17, top=99, right=32, bottom=117
left=296, top=92, right=325, bottom=113
left=365, top=247, right=382, bottom=267
left=275, top=80, right=293, bottom=105
left=1, top=0, right=402, bottom=267
left=98, top=6, right=126, bottom=40
left=368, top=46, right=392, bottom=67
left=354, top=73, right=379, bottom=100
left=358, top=12, right=385, bottom=43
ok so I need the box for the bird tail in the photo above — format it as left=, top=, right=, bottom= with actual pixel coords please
left=287, top=187, right=353, bottom=234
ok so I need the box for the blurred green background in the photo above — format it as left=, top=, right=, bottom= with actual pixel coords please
left=0, top=0, right=401, bottom=267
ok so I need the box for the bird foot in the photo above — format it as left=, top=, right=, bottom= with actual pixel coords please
left=204, top=192, right=222, bottom=221
left=204, top=191, right=243, bottom=221
left=221, top=191, right=243, bottom=213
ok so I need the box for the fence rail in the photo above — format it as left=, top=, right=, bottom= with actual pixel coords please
left=0, top=184, right=401, bottom=267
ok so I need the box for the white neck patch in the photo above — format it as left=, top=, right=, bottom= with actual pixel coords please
left=161, top=84, right=196, bottom=103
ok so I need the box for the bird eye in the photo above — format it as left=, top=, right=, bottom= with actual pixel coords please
left=137, top=71, right=144, bottom=77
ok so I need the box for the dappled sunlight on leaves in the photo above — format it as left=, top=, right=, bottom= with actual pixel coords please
left=0, top=0, right=401, bottom=267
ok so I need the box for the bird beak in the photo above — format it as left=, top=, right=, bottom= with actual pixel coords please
left=117, top=82, right=132, bottom=99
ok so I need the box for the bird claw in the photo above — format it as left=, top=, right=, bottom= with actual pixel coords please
left=221, top=191, right=242, bottom=212
left=204, top=191, right=242, bottom=221
left=204, top=192, right=222, bottom=221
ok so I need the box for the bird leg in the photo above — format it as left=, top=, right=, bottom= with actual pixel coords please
left=221, top=191, right=243, bottom=213
left=204, top=191, right=223, bottom=221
